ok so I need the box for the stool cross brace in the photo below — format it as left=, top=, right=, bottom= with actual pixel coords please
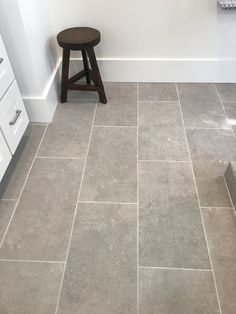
left=61, top=48, right=107, bottom=104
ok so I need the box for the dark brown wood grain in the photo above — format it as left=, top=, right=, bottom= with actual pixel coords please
left=57, top=27, right=107, bottom=104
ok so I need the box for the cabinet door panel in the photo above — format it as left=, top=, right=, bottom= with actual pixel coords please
left=0, top=80, right=29, bottom=154
left=0, top=35, right=14, bottom=100
left=0, top=131, right=11, bottom=182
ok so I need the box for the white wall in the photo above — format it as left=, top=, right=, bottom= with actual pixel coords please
left=50, top=0, right=236, bottom=59
left=1, top=0, right=236, bottom=122
left=17, top=0, right=60, bottom=93
left=0, top=0, right=61, bottom=121
left=0, top=0, right=42, bottom=95
left=49, top=0, right=236, bottom=82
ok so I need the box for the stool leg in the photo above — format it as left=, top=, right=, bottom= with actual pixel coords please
left=82, top=50, right=91, bottom=85
left=87, top=47, right=107, bottom=104
left=61, top=49, right=70, bottom=103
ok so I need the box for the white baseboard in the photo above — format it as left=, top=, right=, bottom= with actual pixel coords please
left=23, top=57, right=236, bottom=122
left=71, top=57, right=236, bottom=83
left=23, top=60, right=61, bottom=122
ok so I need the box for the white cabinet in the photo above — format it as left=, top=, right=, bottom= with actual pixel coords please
left=0, top=33, right=29, bottom=181
left=0, top=131, right=11, bottom=182
left=0, top=35, right=14, bottom=100
left=0, top=81, right=29, bottom=154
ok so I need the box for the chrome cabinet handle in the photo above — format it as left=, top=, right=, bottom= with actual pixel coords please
left=9, top=110, right=22, bottom=126
left=0, top=58, right=3, bottom=64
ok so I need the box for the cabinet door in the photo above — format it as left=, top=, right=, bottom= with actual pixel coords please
left=0, top=131, right=11, bottom=182
left=0, top=35, right=14, bottom=100
left=0, top=80, right=29, bottom=154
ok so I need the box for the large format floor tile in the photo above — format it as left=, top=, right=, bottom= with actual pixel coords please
left=0, top=261, right=63, bottom=314
left=67, top=89, right=98, bottom=102
left=187, top=128, right=236, bottom=161
left=80, top=127, right=137, bottom=203
left=211, top=267, right=236, bottom=314
left=0, top=200, right=16, bottom=243
left=202, top=207, right=236, bottom=314
left=58, top=203, right=137, bottom=314
left=215, top=83, right=236, bottom=103
left=95, top=83, right=137, bottom=126
left=223, top=102, right=236, bottom=136
left=139, top=268, right=219, bottom=314
left=223, top=102, right=236, bottom=122
left=202, top=207, right=236, bottom=269
left=187, top=129, right=236, bottom=206
left=38, top=102, right=96, bottom=158
left=192, top=160, right=231, bottom=207
left=138, top=83, right=178, bottom=101
left=138, top=102, right=189, bottom=160
left=0, top=158, right=84, bottom=261
left=177, top=83, right=229, bottom=128
left=139, top=161, right=210, bottom=268
left=0, top=124, right=46, bottom=200
left=1, top=82, right=236, bottom=313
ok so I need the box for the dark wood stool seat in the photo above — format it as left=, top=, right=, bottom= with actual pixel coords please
left=57, top=27, right=107, bottom=104
left=57, top=27, right=100, bottom=50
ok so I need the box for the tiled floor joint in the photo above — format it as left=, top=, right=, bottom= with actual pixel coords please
left=0, top=83, right=235, bottom=313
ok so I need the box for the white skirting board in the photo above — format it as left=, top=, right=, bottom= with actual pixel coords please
left=71, top=57, right=236, bottom=83
left=22, top=60, right=61, bottom=123
left=22, top=57, right=236, bottom=122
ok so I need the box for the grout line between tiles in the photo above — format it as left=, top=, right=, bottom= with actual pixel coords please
left=214, top=84, right=236, bottom=214
left=223, top=176, right=235, bottom=213
left=139, top=266, right=212, bottom=272
left=54, top=102, right=98, bottom=314
left=0, top=259, right=65, bottom=264
left=200, top=208, right=225, bottom=310
left=214, top=84, right=236, bottom=141
left=0, top=124, right=49, bottom=248
left=29, top=122, right=48, bottom=126
left=201, top=206, right=234, bottom=210
left=137, top=100, right=178, bottom=103
left=176, top=83, right=223, bottom=314
left=137, top=82, right=139, bottom=314
left=93, top=125, right=137, bottom=128
left=36, top=156, right=85, bottom=160
left=217, top=100, right=236, bottom=104
left=78, top=201, right=137, bottom=205
left=186, top=127, right=231, bottom=130
left=138, top=159, right=190, bottom=163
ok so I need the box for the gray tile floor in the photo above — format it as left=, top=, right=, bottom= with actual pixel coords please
left=0, top=83, right=236, bottom=313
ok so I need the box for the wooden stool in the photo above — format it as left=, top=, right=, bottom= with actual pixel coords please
left=57, top=27, right=107, bottom=104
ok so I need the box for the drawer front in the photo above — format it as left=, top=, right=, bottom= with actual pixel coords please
left=0, top=130, right=11, bottom=182
left=0, top=80, right=29, bottom=154
left=0, top=35, right=14, bottom=100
